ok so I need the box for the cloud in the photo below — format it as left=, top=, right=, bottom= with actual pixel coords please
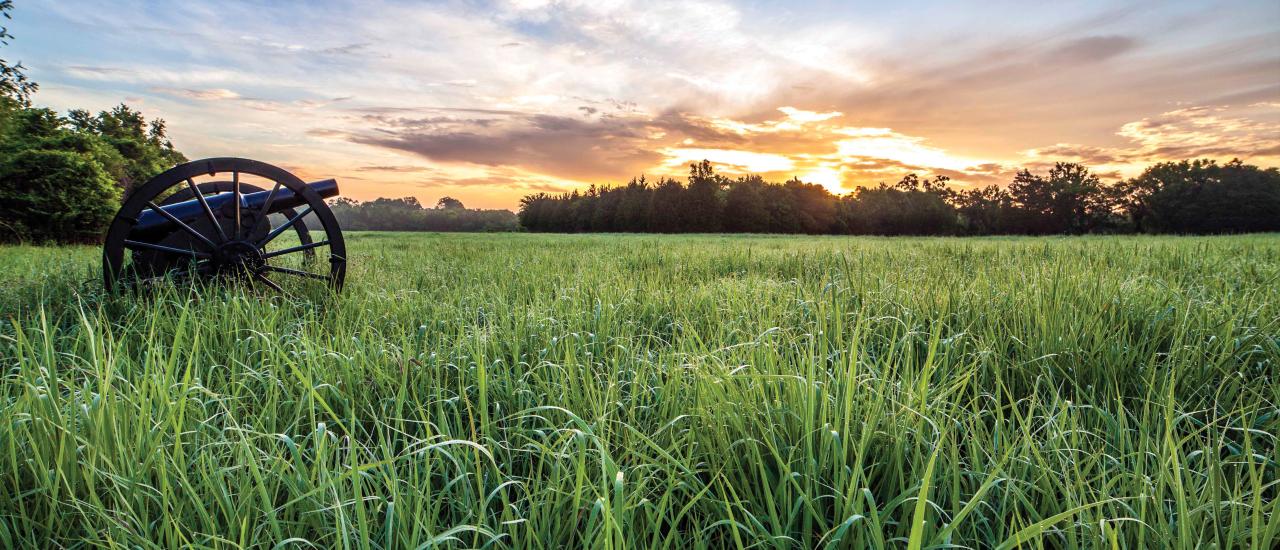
left=342, top=112, right=666, bottom=181
left=355, top=165, right=438, bottom=173
left=1045, top=35, right=1138, bottom=64
left=150, top=87, right=241, bottom=101
left=401, top=165, right=579, bottom=193
left=521, top=182, right=575, bottom=193
left=61, top=64, right=270, bottom=87
left=1117, top=106, right=1276, bottom=152
left=326, top=106, right=774, bottom=182
left=1023, top=104, right=1280, bottom=171
left=834, top=127, right=985, bottom=172
left=778, top=107, right=843, bottom=123
left=1021, top=144, right=1124, bottom=165
left=147, top=85, right=350, bottom=114
left=318, top=42, right=373, bottom=56
left=437, top=79, right=479, bottom=88
left=660, top=148, right=795, bottom=172
left=62, top=65, right=136, bottom=79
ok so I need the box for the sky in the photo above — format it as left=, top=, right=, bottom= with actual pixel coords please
left=8, top=0, right=1280, bottom=209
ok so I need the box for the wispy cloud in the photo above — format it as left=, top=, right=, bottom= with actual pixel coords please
left=1045, top=35, right=1138, bottom=64
left=1024, top=104, right=1280, bottom=171
left=150, top=87, right=241, bottom=101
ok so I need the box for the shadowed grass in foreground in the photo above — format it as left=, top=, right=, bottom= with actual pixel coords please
left=1, top=233, right=1277, bottom=548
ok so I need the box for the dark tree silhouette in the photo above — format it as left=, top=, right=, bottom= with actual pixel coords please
left=724, top=175, right=769, bottom=232
left=835, top=175, right=957, bottom=235
left=787, top=178, right=838, bottom=234
left=1007, top=163, right=1110, bottom=234
left=683, top=160, right=724, bottom=232
left=436, top=196, right=465, bottom=210
left=517, top=158, right=1278, bottom=236
left=649, top=177, right=684, bottom=233
left=955, top=185, right=1020, bottom=234
left=616, top=177, right=652, bottom=232
left=1119, top=159, right=1280, bottom=233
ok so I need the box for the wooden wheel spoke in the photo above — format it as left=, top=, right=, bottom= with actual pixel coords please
left=124, top=239, right=211, bottom=258
left=232, top=171, right=241, bottom=239
left=186, top=177, right=228, bottom=243
left=254, top=181, right=284, bottom=236
left=263, top=265, right=329, bottom=281
left=259, top=206, right=314, bottom=247
left=262, top=240, right=329, bottom=259
left=146, top=201, right=217, bottom=250
left=253, top=272, right=295, bottom=298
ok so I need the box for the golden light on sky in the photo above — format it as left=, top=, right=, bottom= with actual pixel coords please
left=10, top=0, right=1280, bottom=208
left=661, top=148, right=796, bottom=174
left=801, top=166, right=844, bottom=193
left=834, top=128, right=977, bottom=173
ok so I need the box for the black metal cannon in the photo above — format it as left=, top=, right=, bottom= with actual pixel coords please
left=103, top=157, right=347, bottom=292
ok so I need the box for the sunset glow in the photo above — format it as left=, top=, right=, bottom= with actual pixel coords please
left=10, top=0, right=1279, bottom=208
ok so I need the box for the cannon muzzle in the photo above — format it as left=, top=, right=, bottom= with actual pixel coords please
left=130, top=178, right=338, bottom=240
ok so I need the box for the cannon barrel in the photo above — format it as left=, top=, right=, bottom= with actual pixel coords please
left=130, top=178, right=338, bottom=240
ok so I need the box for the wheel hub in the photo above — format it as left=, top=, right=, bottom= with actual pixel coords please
left=213, top=240, right=264, bottom=277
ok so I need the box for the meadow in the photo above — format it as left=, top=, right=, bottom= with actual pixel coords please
left=0, top=232, right=1277, bottom=549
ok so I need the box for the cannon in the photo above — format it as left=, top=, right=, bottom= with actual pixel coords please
left=103, top=157, right=347, bottom=292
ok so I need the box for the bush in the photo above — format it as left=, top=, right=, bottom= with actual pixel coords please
left=1123, top=159, right=1280, bottom=234
left=0, top=149, right=119, bottom=243
left=0, top=102, right=185, bottom=244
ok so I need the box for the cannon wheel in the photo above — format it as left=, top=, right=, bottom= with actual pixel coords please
left=103, top=157, right=346, bottom=293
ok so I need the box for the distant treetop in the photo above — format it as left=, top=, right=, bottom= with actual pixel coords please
left=436, top=196, right=465, bottom=210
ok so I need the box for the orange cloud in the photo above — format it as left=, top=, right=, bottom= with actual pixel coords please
left=1023, top=104, right=1280, bottom=176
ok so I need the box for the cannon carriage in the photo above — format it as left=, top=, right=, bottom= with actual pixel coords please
left=103, top=157, right=347, bottom=292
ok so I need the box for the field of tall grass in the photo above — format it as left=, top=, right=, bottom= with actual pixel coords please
left=1, top=233, right=1277, bottom=548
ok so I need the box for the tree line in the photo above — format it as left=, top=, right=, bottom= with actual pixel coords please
left=324, top=196, right=519, bottom=232
left=519, top=159, right=1280, bottom=235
